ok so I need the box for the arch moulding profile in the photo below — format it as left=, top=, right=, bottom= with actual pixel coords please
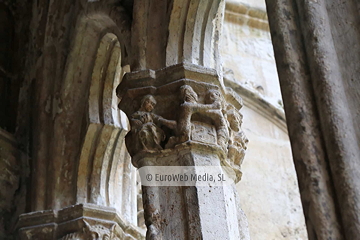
left=17, top=11, right=144, bottom=240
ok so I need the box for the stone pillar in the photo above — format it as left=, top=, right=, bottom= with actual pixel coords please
left=118, top=63, right=250, bottom=239
left=266, top=0, right=360, bottom=239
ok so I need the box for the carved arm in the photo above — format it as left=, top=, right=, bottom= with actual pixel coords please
left=158, top=118, right=177, bottom=130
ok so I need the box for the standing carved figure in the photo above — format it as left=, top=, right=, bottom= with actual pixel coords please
left=127, top=95, right=176, bottom=155
left=203, top=89, right=229, bottom=149
left=225, top=106, right=248, bottom=167
left=178, top=85, right=200, bottom=143
left=177, top=85, right=229, bottom=150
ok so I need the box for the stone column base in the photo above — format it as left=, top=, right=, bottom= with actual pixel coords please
left=16, top=204, right=144, bottom=240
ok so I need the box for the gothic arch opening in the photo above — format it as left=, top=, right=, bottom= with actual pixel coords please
left=77, top=32, right=138, bottom=225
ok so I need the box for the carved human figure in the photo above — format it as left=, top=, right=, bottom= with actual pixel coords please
left=178, top=85, right=200, bottom=143
left=225, top=106, right=248, bottom=167
left=203, top=89, right=230, bottom=149
left=177, top=85, right=229, bottom=149
left=128, top=95, right=176, bottom=155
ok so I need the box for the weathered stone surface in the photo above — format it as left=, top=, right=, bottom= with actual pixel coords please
left=15, top=0, right=133, bottom=213
left=221, top=1, right=308, bottom=239
left=266, top=0, right=360, bottom=239
left=118, top=63, right=249, bottom=239
left=131, top=0, right=224, bottom=74
left=7, top=0, right=360, bottom=239
left=222, top=1, right=282, bottom=108
left=134, top=143, right=249, bottom=240
left=118, top=63, right=247, bottom=180
left=5, top=0, right=248, bottom=239
left=0, top=129, right=28, bottom=239
left=7, top=2, right=141, bottom=238
left=16, top=204, right=144, bottom=240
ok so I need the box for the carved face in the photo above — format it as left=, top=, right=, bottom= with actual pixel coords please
left=141, top=95, right=157, bottom=112
left=180, top=85, right=198, bottom=102
left=205, top=89, right=221, bottom=103
left=143, top=99, right=155, bottom=112
left=228, top=110, right=243, bottom=132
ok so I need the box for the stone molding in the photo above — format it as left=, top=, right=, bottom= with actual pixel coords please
left=131, top=0, right=224, bottom=72
left=224, top=77, right=287, bottom=133
left=225, top=1, right=269, bottom=31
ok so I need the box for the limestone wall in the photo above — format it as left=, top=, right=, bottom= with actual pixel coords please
left=221, top=1, right=309, bottom=239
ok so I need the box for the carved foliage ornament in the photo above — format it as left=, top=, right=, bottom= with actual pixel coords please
left=59, top=221, right=120, bottom=240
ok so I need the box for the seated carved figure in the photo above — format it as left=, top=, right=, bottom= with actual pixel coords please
left=128, top=95, right=176, bottom=155
left=177, top=85, right=229, bottom=149
left=225, top=106, right=248, bottom=167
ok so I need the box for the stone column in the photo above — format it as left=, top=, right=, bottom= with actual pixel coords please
left=118, top=63, right=250, bottom=240
left=266, top=0, right=360, bottom=239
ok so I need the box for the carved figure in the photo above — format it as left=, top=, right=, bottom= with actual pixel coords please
left=225, top=106, right=248, bottom=167
left=203, top=89, right=230, bottom=148
left=177, top=85, right=229, bottom=149
left=178, top=85, right=200, bottom=143
left=128, top=95, right=176, bottom=154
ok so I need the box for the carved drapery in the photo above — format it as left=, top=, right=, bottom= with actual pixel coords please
left=266, top=0, right=360, bottom=239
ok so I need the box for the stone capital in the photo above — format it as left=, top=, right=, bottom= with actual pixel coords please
left=16, top=204, right=144, bottom=240
left=117, top=63, right=248, bottom=180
